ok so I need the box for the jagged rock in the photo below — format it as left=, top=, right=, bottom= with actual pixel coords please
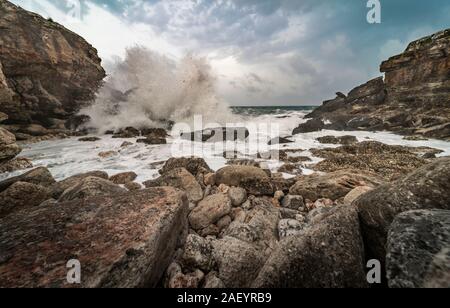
left=0, top=187, right=189, bottom=288
left=355, top=157, right=450, bottom=267
left=0, top=167, right=55, bottom=193
left=110, top=172, right=138, bottom=185
left=168, top=269, right=205, bottom=289
left=0, top=127, right=21, bottom=162
left=305, top=29, right=450, bottom=140
left=277, top=163, right=302, bottom=175
left=212, top=236, right=265, bottom=288
left=50, top=171, right=109, bottom=199
left=281, top=195, right=305, bottom=211
left=58, top=176, right=127, bottom=202
left=290, top=170, right=383, bottom=202
left=203, top=272, right=225, bottom=288
left=311, top=141, right=429, bottom=180
left=112, top=127, right=140, bottom=138
left=278, top=219, right=306, bottom=239
left=0, top=181, right=51, bottom=218
left=0, top=112, right=8, bottom=123
left=160, top=157, right=212, bottom=177
left=136, top=137, right=167, bottom=145
left=386, top=210, right=450, bottom=288
left=144, top=168, right=203, bottom=203
left=0, top=0, right=105, bottom=126
left=16, top=124, right=49, bottom=136
left=0, top=157, right=33, bottom=173
left=181, top=234, right=214, bottom=272
left=188, top=194, right=232, bottom=230
left=239, top=177, right=275, bottom=196
left=252, top=205, right=367, bottom=288
left=181, top=127, right=249, bottom=143
left=292, top=119, right=325, bottom=135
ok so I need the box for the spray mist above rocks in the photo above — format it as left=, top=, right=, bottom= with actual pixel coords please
left=81, top=46, right=234, bottom=133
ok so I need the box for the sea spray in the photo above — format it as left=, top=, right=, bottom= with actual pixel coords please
left=80, top=46, right=235, bottom=133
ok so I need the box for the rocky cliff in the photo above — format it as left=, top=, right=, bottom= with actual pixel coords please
left=300, top=29, right=450, bottom=140
left=0, top=0, right=105, bottom=128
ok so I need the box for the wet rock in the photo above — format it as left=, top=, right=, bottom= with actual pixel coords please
left=311, top=141, right=429, bottom=180
left=215, top=165, right=268, bottom=187
left=0, top=127, right=21, bottom=162
left=281, top=195, right=305, bottom=211
left=316, top=135, right=358, bottom=145
left=50, top=171, right=109, bottom=199
left=160, top=157, right=213, bottom=177
left=120, top=141, right=133, bottom=148
left=59, top=176, right=127, bottom=202
left=386, top=210, right=450, bottom=288
left=144, top=168, right=203, bottom=203
left=292, top=119, right=325, bottom=134
left=136, top=137, right=167, bottom=145
left=0, top=187, right=189, bottom=288
left=112, top=127, right=140, bottom=138
left=141, top=128, right=168, bottom=139
left=181, top=127, right=249, bottom=143
left=110, top=172, right=138, bottom=184
left=355, top=157, right=450, bottom=267
left=181, top=234, right=214, bottom=272
left=124, top=182, right=142, bottom=191
left=98, top=151, right=118, bottom=158
left=268, top=136, right=294, bottom=145
left=278, top=219, right=306, bottom=239
left=277, top=163, right=302, bottom=175
left=78, top=137, right=101, bottom=142
left=253, top=205, right=367, bottom=288
left=228, top=187, right=248, bottom=207
left=0, top=157, right=32, bottom=173
left=0, top=167, right=55, bottom=193
left=290, top=170, right=383, bottom=202
left=344, top=186, right=373, bottom=205
left=212, top=236, right=265, bottom=288
left=189, top=194, right=232, bottom=230
left=0, top=181, right=51, bottom=218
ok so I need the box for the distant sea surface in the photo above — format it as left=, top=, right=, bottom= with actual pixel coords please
left=231, top=106, right=316, bottom=116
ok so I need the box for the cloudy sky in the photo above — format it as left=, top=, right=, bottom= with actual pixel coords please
left=11, top=0, right=450, bottom=106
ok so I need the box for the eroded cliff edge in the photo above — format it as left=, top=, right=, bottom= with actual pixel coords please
left=0, top=0, right=106, bottom=128
left=299, top=29, right=450, bottom=141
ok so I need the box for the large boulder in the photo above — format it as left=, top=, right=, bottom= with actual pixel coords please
left=0, top=0, right=106, bottom=126
left=0, top=187, right=189, bottom=288
left=290, top=169, right=383, bottom=202
left=215, top=165, right=269, bottom=187
left=144, top=168, right=203, bottom=203
left=50, top=171, right=109, bottom=199
left=292, top=119, right=325, bottom=135
left=188, top=193, right=232, bottom=231
left=159, top=157, right=212, bottom=177
left=386, top=210, right=450, bottom=288
left=58, top=176, right=127, bottom=202
left=0, top=181, right=51, bottom=218
left=252, top=205, right=367, bottom=288
left=0, top=167, right=55, bottom=193
left=355, top=157, right=450, bottom=266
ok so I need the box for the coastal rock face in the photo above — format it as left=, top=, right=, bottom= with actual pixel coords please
left=0, top=126, right=21, bottom=162
left=0, top=187, right=189, bottom=288
left=355, top=157, right=450, bottom=265
left=0, top=0, right=105, bottom=126
left=386, top=210, right=450, bottom=288
left=301, top=29, right=450, bottom=140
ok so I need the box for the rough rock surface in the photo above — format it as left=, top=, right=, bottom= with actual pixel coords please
left=0, top=126, right=21, bottom=162
left=386, top=210, right=450, bottom=288
left=0, top=181, right=51, bottom=218
left=290, top=169, right=383, bottom=202
left=215, top=165, right=269, bottom=187
left=50, top=171, right=109, bottom=198
left=0, top=167, right=55, bottom=192
left=159, top=157, right=213, bottom=177
left=355, top=157, right=450, bottom=265
left=110, top=172, right=137, bottom=185
left=144, top=168, right=203, bottom=203
left=189, top=194, right=232, bottom=230
left=301, top=29, right=450, bottom=140
left=58, top=176, right=127, bottom=202
left=0, top=0, right=105, bottom=126
left=0, top=187, right=189, bottom=288
left=252, top=205, right=367, bottom=288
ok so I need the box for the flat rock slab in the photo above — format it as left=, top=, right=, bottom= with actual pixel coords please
left=0, top=187, right=188, bottom=288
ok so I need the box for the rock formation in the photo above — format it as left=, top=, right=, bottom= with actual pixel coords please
left=298, top=29, right=450, bottom=140
left=0, top=0, right=105, bottom=128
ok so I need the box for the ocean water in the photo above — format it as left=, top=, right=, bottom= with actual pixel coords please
left=2, top=106, right=450, bottom=184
